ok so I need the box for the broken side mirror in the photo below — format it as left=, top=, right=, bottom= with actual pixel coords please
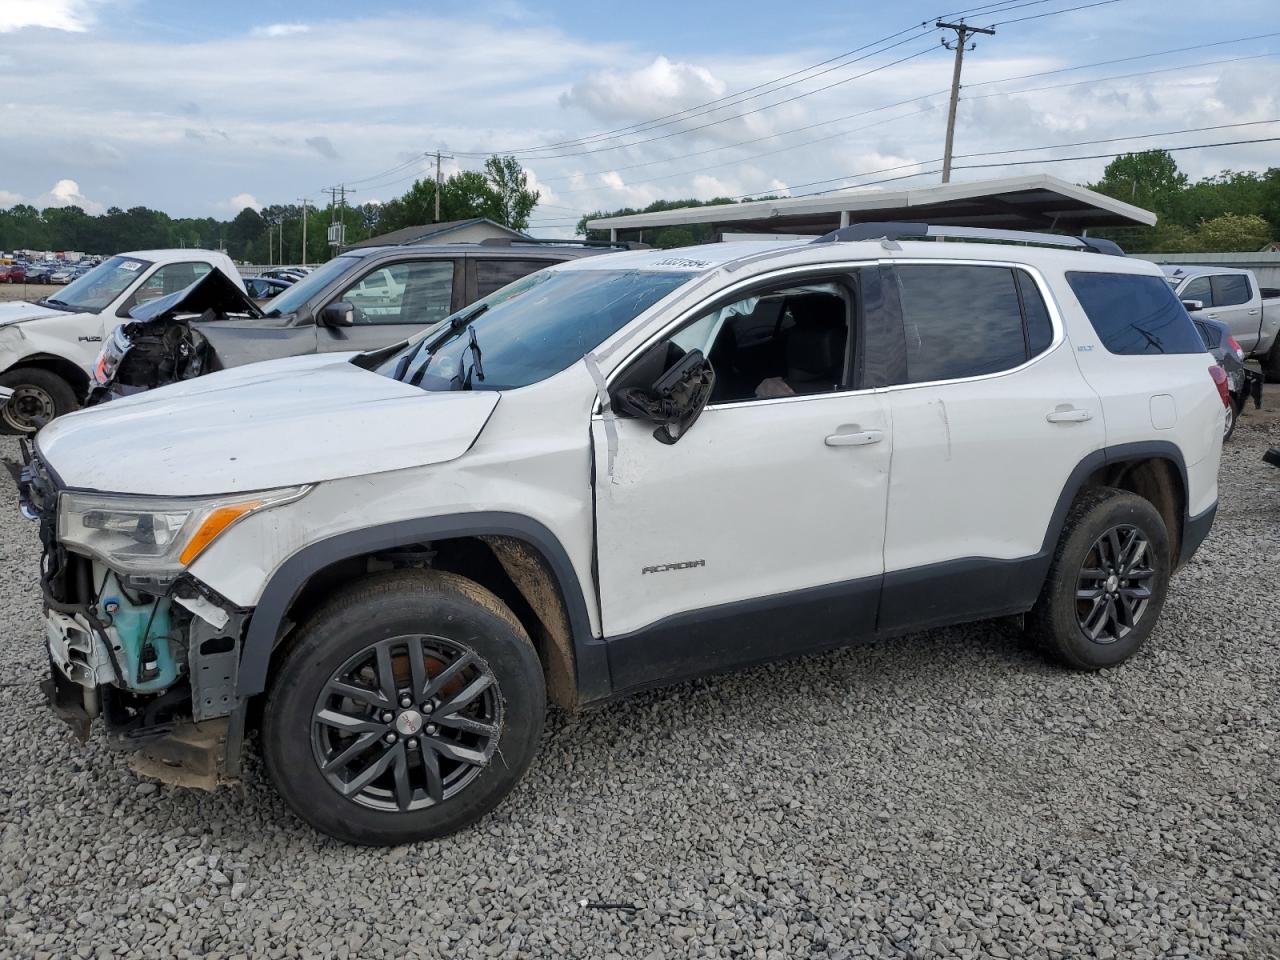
left=1181, top=299, right=1204, bottom=313
left=320, top=301, right=355, bottom=327
left=612, top=349, right=715, bottom=445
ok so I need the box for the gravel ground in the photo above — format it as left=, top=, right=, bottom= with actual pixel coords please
left=1, top=409, right=1278, bottom=960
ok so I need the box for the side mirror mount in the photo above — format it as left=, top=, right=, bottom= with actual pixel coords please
left=1181, top=299, right=1203, bottom=313
left=612, top=349, right=715, bottom=445
left=320, top=301, right=355, bottom=327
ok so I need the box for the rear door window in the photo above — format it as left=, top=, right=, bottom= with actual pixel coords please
left=475, top=259, right=555, bottom=298
left=892, top=264, right=1043, bottom=384
left=1066, top=271, right=1206, bottom=355
left=1210, top=273, right=1251, bottom=307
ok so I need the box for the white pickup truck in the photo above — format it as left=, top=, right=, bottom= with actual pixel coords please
left=1162, top=265, right=1280, bottom=381
left=0, top=249, right=243, bottom=433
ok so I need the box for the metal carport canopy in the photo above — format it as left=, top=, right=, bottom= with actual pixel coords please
left=586, top=174, right=1156, bottom=239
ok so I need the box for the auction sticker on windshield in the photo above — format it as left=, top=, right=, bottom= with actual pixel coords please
left=120, top=261, right=142, bottom=271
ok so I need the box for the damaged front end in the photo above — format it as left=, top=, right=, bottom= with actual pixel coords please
left=15, top=442, right=280, bottom=789
left=88, top=269, right=262, bottom=405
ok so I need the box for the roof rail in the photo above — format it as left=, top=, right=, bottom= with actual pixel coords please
left=812, top=222, right=1125, bottom=256
left=479, top=237, right=650, bottom=251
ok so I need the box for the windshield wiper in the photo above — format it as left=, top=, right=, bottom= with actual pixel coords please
left=460, top=326, right=485, bottom=390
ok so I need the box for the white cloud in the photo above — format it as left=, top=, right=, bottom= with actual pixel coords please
left=0, top=189, right=22, bottom=207
left=229, top=193, right=262, bottom=212
left=0, top=0, right=97, bottom=33
left=36, top=179, right=104, bottom=214
left=562, top=56, right=725, bottom=124
left=252, top=24, right=311, bottom=38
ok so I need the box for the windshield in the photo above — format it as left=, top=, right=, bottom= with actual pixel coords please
left=380, top=268, right=694, bottom=391
left=49, top=255, right=153, bottom=311
left=264, top=255, right=362, bottom=316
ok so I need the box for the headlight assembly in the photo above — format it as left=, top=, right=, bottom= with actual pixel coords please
left=58, top=486, right=310, bottom=576
left=93, top=325, right=132, bottom=387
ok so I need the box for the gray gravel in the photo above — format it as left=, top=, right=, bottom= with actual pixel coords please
left=2, top=409, right=1279, bottom=960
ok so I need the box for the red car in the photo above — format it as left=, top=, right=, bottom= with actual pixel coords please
left=0, top=264, right=26, bottom=283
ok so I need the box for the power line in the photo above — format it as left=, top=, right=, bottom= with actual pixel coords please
left=986, top=0, right=1121, bottom=26
left=452, top=0, right=1051, bottom=159
left=453, top=36, right=942, bottom=160
left=541, top=45, right=1277, bottom=198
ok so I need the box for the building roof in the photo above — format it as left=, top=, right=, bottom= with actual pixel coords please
left=586, top=174, right=1156, bottom=237
left=348, top=218, right=526, bottom=248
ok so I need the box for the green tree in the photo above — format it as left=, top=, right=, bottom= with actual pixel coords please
left=1193, top=213, right=1271, bottom=252
left=483, top=155, right=539, bottom=230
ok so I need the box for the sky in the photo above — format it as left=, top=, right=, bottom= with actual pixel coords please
left=1, top=0, right=1277, bottom=235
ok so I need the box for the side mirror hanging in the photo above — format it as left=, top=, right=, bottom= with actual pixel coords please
left=612, top=349, right=716, bottom=445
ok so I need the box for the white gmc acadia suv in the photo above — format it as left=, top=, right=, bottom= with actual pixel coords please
left=18, top=224, right=1223, bottom=844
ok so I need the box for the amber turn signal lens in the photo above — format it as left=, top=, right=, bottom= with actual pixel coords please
left=179, top=500, right=263, bottom=566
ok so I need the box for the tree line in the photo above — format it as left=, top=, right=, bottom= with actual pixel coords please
left=578, top=152, right=1280, bottom=252
left=0, top=156, right=539, bottom=263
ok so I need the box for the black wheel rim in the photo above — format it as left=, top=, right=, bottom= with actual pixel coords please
left=2, top=384, right=54, bottom=432
left=1075, top=524, right=1155, bottom=644
left=310, top=635, right=502, bottom=812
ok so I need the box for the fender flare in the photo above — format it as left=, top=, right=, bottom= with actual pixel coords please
left=236, top=512, right=608, bottom=701
left=1038, top=440, right=1195, bottom=560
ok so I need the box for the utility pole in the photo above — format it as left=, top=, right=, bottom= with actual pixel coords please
left=432, top=150, right=453, bottom=223
left=325, top=184, right=354, bottom=252
left=297, top=197, right=308, bottom=266
left=936, top=20, right=995, bottom=183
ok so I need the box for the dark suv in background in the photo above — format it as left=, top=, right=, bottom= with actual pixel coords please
left=192, top=238, right=641, bottom=369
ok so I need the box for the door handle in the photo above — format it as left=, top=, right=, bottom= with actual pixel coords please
left=1248, top=309, right=1260, bottom=316
left=1046, top=407, right=1092, bottom=423
left=825, top=429, right=884, bottom=447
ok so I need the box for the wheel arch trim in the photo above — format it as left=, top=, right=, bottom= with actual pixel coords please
left=237, top=512, right=607, bottom=701
left=1042, top=440, right=1193, bottom=559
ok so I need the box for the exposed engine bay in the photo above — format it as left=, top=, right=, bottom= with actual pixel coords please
left=88, top=268, right=263, bottom=404
left=15, top=443, right=250, bottom=787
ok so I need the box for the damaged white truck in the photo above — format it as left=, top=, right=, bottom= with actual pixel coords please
left=17, top=225, right=1223, bottom=844
left=0, top=250, right=243, bottom=433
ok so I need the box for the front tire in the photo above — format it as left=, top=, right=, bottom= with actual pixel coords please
left=1027, top=487, right=1170, bottom=670
left=0, top=367, right=78, bottom=435
left=262, top=570, right=546, bottom=845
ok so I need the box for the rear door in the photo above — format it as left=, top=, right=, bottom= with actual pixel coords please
left=318, top=258, right=458, bottom=354
left=878, top=260, right=1105, bottom=631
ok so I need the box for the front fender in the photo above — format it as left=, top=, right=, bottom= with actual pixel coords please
left=235, top=512, right=608, bottom=703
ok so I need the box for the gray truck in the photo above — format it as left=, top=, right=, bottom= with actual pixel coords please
left=1162, top=265, right=1280, bottom=381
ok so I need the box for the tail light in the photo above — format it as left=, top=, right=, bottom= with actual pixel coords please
left=1208, top=364, right=1230, bottom=408
left=1227, top=335, right=1245, bottom=361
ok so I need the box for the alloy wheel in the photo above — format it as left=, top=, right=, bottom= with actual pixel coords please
left=1075, top=524, right=1155, bottom=644
left=2, top=384, right=55, bottom=433
left=310, top=635, right=502, bottom=812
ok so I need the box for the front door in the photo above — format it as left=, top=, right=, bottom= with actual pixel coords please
left=591, top=269, right=892, bottom=693
left=319, top=258, right=458, bottom=354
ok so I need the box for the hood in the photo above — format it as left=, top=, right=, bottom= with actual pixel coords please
left=0, top=300, right=64, bottom=328
left=128, top=268, right=263, bottom=323
left=36, top=352, right=499, bottom=496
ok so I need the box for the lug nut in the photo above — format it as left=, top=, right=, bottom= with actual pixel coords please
left=384, top=732, right=397, bottom=744
left=400, top=695, right=412, bottom=708
left=381, top=711, right=394, bottom=723
left=425, top=723, right=438, bottom=736
left=407, top=738, right=419, bottom=749
left=421, top=701, right=434, bottom=714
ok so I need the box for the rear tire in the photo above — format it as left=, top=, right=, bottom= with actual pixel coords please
left=0, top=367, right=78, bottom=435
left=262, top=569, right=545, bottom=845
left=1027, top=487, right=1170, bottom=670
left=1223, top=395, right=1239, bottom=441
